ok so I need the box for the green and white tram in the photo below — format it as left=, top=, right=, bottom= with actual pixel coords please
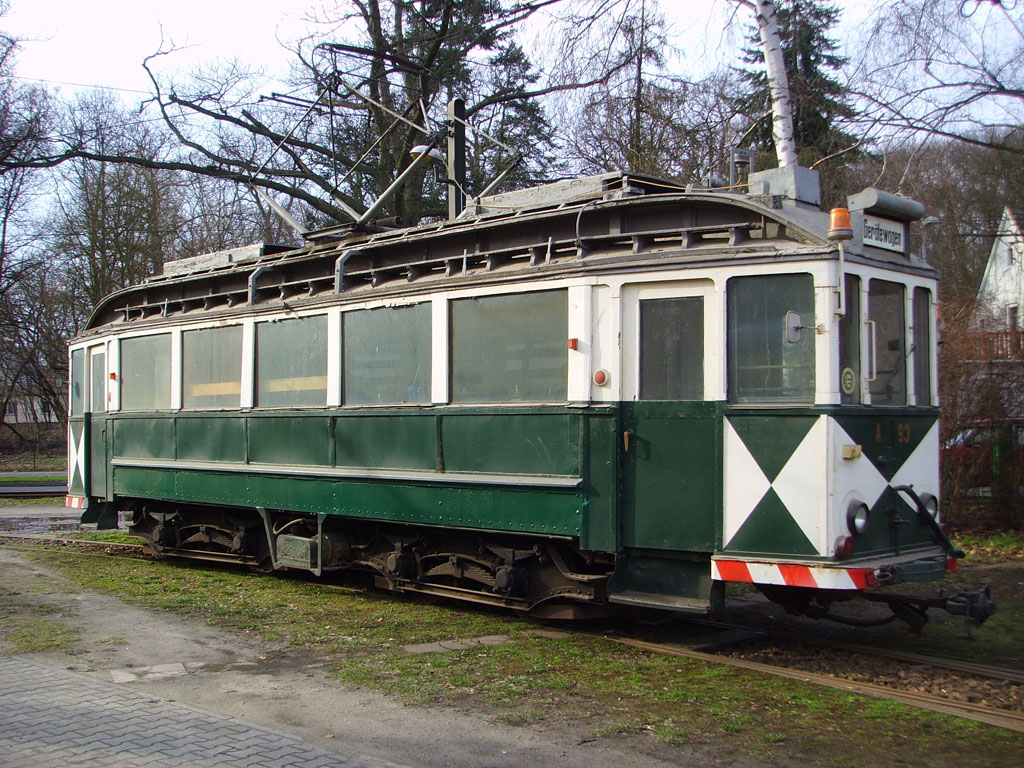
left=67, top=164, right=992, bottom=626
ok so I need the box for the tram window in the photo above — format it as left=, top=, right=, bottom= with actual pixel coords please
left=256, top=315, right=328, bottom=407
left=868, top=280, right=907, bottom=405
left=90, top=352, right=106, bottom=413
left=640, top=296, right=704, bottom=400
left=70, top=349, right=85, bottom=416
left=343, top=303, right=430, bottom=405
left=839, top=276, right=861, bottom=404
left=727, top=274, right=815, bottom=404
left=451, top=290, right=568, bottom=403
left=120, top=335, right=171, bottom=411
left=183, top=326, right=243, bottom=409
left=913, top=287, right=932, bottom=405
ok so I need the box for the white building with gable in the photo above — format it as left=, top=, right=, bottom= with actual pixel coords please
left=974, top=206, right=1024, bottom=331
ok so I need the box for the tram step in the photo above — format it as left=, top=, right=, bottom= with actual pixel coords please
left=608, top=590, right=712, bottom=614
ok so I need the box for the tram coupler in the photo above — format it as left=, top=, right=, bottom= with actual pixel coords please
left=863, top=583, right=995, bottom=630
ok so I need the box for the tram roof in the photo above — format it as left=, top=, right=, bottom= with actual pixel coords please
left=81, top=169, right=938, bottom=333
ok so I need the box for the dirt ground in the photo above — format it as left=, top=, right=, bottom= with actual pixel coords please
left=0, top=545, right=750, bottom=768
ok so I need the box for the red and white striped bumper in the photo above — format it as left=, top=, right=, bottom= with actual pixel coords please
left=65, top=495, right=88, bottom=510
left=712, top=558, right=876, bottom=590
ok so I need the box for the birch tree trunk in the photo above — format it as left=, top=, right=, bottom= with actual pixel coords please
left=748, top=0, right=798, bottom=167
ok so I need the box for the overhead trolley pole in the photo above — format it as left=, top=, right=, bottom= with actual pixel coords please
left=447, top=98, right=466, bottom=220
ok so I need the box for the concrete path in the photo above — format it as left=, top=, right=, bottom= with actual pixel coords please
left=0, top=655, right=404, bottom=768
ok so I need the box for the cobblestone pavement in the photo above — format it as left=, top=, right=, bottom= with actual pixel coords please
left=0, top=656, right=405, bottom=768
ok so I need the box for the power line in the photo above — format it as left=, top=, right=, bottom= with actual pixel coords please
left=5, top=74, right=153, bottom=96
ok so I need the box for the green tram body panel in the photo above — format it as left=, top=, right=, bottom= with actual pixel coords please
left=81, top=404, right=940, bottom=562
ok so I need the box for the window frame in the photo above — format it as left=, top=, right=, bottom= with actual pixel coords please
left=867, top=278, right=908, bottom=406
left=181, top=324, right=245, bottom=410
left=342, top=302, right=432, bottom=407
left=726, top=272, right=817, bottom=405
left=254, top=313, right=330, bottom=408
left=119, top=333, right=173, bottom=412
left=448, top=288, right=569, bottom=405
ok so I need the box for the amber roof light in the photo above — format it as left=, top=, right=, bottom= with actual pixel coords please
left=828, top=207, right=853, bottom=241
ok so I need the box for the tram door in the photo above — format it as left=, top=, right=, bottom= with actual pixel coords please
left=87, top=345, right=108, bottom=499
left=619, top=282, right=716, bottom=552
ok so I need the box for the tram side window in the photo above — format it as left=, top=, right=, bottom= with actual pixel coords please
left=868, top=280, right=907, bottom=405
left=343, top=304, right=430, bottom=405
left=90, top=351, right=106, bottom=413
left=70, top=349, right=85, bottom=416
left=183, top=326, right=243, bottom=409
left=450, top=290, right=568, bottom=403
left=839, top=276, right=861, bottom=404
left=256, top=315, right=328, bottom=407
left=913, top=287, right=932, bottom=405
left=640, top=297, right=704, bottom=400
left=120, top=335, right=171, bottom=411
left=727, top=274, right=816, bottom=404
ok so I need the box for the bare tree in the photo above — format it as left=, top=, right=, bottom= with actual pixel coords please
left=13, top=0, right=645, bottom=230
left=48, top=96, right=184, bottom=307
left=567, top=70, right=743, bottom=181
left=175, top=173, right=300, bottom=257
left=841, top=134, right=1024, bottom=303
left=0, top=4, right=50, bottom=175
left=854, top=0, right=1024, bottom=154
left=0, top=3, right=54, bottom=438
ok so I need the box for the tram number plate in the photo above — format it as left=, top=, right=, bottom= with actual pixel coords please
left=876, top=423, right=912, bottom=443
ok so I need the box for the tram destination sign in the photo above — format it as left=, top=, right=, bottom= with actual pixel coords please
left=863, top=214, right=906, bottom=254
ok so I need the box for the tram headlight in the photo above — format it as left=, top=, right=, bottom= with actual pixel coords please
left=919, top=492, right=939, bottom=520
left=846, top=501, right=870, bottom=536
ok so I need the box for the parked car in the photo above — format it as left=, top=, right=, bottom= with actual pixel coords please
left=943, top=418, right=1024, bottom=495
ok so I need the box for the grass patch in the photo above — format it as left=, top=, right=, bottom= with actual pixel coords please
left=63, top=530, right=136, bottom=544
left=5, top=619, right=81, bottom=652
left=0, top=476, right=65, bottom=485
left=16, top=545, right=1024, bottom=767
left=0, top=496, right=65, bottom=507
left=0, top=456, right=66, bottom=473
left=953, top=532, right=1024, bottom=560
left=0, top=572, right=82, bottom=655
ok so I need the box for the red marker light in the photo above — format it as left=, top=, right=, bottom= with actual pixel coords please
left=593, top=369, right=609, bottom=386
left=834, top=535, right=856, bottom=559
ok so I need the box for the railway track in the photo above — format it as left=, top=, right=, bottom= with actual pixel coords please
left=594, top=632, right=1024, bottom=734
left=0, top=483, right=66, bottom=499
left=3, top=531, right=1022, bottom=732
left=680, top=617, right=1024, bottom=685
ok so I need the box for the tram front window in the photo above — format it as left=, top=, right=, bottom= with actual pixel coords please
left=913, top=287, right=932, bottom=405
left=727, top=274, right=815, bottom=404
left=868, top=279, right=906, bottom=405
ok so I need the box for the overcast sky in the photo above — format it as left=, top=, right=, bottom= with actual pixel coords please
left=4, top=0, right=309, bottom=96
left=3, top=0, right=879, bottom=100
